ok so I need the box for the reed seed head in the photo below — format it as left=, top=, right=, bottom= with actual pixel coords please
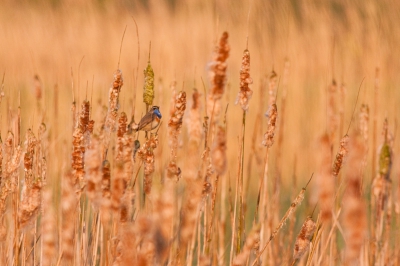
left=262, top=103, right=278, bottom=148
left=293, top=217, right=316, bottom=261
left=332, top=134, right=349, bottom=177
left=235, top=49, right=253, bottom=111
left=143, top=61, right=155, bottom=107
left=207, top=31, right=229, bottom=118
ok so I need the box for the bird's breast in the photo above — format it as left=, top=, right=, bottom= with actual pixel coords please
left=151, top=117, right=161, bottom=129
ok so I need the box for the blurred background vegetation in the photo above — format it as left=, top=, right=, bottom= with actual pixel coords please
left=0, top=0, right=399, bottom=197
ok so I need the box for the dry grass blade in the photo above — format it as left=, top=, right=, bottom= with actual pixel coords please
left=252, top=174, right=313, bottom=266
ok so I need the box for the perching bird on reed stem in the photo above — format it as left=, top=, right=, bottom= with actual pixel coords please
left=133, top=106, right=162, bottom=132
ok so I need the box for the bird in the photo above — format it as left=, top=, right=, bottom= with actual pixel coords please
left=133, top=106, right=162, bottom=132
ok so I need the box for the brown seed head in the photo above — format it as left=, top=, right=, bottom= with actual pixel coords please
left=18, top=182, right=42, bottom=228
left=138, top=133, right=159, bottom=194
left=78, top=100, right=90, bottom=133
left=332, top=134, right=349, bottom=177
left=235, top=49, right=253, bottom=111
left=207, top=31, right=230, bottom=119
left=262, top=103, right=278, bottom=148
left=293, top=217, right=316, bottom=261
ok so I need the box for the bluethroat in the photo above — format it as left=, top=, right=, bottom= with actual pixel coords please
left=133, top=106, right=162, bottom=132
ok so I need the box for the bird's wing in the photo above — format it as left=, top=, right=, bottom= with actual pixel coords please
left=137, top=112, right=154, bottom=130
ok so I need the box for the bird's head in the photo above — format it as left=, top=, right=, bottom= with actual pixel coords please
left=151, top=106, right=162, bottom=119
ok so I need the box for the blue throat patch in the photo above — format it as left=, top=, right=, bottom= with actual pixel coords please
left=154, top=109, right=162, bottom=119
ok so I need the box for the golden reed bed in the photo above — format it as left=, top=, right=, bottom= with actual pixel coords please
left=0, top=0, right=399, bottom=265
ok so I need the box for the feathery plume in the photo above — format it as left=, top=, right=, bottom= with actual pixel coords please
left=78, top=100, right=90, bottom=133
left=167, top=91, right=186, bottom=179
left=71, top=125, right=84, bottom=187
left=332, top=134, right=349, bottom=177
left=7, top=145, right=22, bottom=192
left=235, top=49, right=253, bottom=111
left=293, top=217, right=316, bottom=261
left=116, top=112, right=128, bottom=161
left=207, top=31, right=230, bottom=118
left=262, top=103, right=277, bottom=148
left=18, top=182, right=42, bottom=228
left=23, top=129, right=37, bottom=186
left=105, top=69, right=124, bottom=136
left=137, top=133, right=159, bottom=194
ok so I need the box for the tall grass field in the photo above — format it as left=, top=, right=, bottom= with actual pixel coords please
left=0, top=0, right=399, bottom=265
